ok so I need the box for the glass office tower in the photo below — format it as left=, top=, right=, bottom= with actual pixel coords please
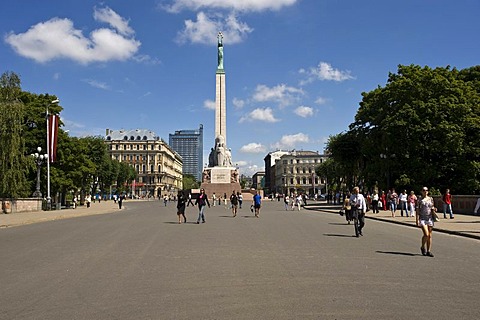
left=169, top=124, right=203, bottom=182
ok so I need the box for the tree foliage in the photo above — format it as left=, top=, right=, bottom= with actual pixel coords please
left=0, top=72, right=30, bottom=198
left=327, top=65, right=480, bottom=194
left=182, top=174, right=199, bottom=190
left=0, top=71, right=141, bottom=202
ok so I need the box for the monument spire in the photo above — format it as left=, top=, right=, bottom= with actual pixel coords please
left=201, top=32, right=240, bottom=196
left=215, top=31, right=227, bottom=149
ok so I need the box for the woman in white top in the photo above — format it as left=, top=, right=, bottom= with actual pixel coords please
left=416, top=187, right=436, bottom=257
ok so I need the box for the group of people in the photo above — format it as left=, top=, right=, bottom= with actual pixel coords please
left=283, top=194, right=306, bottom=211
left=175, top=189, right=262, bottom=224
left=342, top=186, right=452, bottom=257
left=340, top=188, right=454, bottom=220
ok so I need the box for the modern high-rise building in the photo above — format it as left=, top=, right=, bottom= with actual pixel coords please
left=169, top=124, right=203, bottom=182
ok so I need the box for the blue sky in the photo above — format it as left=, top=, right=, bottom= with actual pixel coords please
left=1, top=0, right=479, bottom=176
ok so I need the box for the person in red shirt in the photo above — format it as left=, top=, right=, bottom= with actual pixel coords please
left=442, top=188, right=454, bottom=219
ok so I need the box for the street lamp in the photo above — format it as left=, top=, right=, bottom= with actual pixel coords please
left=31, top=147, right=48, bottom=198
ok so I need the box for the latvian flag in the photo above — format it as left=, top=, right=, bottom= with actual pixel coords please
left=48, top=114, right=60, bottom=163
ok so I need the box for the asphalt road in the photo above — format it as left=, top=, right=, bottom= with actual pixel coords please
left=1, top=200, right=479, bottom=319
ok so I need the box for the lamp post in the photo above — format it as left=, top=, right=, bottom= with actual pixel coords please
left=31, top=147, right=47, bottom=198
left=46, top=99, right=60, bottom=210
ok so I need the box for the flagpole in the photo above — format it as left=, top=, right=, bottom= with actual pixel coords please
left=47, top=99, right=59, bottom=210
left=46, top=106, right=50, bottom=210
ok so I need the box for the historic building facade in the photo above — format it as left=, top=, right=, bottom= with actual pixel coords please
left=272, top=150, right=328, bottom=196
left=263, top=150, right=290, bottom=195
left=105, top=129, right=183, bottom=198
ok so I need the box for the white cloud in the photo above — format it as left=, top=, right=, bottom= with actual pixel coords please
left=176, top=12, right=253, bottom=45
left=4, top=7, right=140, bottom=64
left=163, top=0, right=298, bottom=13
left=240, top=143, right=267, bottom=153
left=132, top=54, right=161, bottom=65
left=93, top=6, right=134, bottom=36
left=294, top=106, right=314, bottom=118
left=83, top=79, right=110, bottom=90
left=272, top=133, right=310, bottom=149
left=240, top=163, right=261, bottom=177
left=204, top=99, right=216, bottom=110
left=232, top=97, right=245, bottom=109
left=299, top=62, right=355, bottom=84
left=239, top=107, right=279, bottom=123
left=315, top=97, right=328, bottom=105
left=252, top=84, right=304, bottom=108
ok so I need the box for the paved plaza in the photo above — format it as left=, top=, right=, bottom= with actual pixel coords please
left=1, top=199, right=479, bottom=319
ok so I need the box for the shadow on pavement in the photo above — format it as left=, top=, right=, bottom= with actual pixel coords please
left=376, top=251, right=419, bottom=257
left=323, top=233, right=357, bottom=238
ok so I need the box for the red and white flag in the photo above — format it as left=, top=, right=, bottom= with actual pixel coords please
left=48, top=114, right=59, bottom=163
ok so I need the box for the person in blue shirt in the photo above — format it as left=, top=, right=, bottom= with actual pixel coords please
left=253, top=191, right=262, bottom=218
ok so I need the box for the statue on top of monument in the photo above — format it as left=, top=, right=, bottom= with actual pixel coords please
left=217, top=31, right=224, bottom=70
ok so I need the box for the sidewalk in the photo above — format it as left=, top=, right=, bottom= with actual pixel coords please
left=304, top=202, right=480, bottom=240
left=0, top=200, right=125, bottom=228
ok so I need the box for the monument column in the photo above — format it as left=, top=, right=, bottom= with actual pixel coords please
left=215, top=32, right=227, bottom=146
left=201, top=32, right=241, bottom=197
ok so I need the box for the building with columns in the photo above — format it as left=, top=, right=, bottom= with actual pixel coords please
left=104, top=129, right=183, bottom=198
left=271, top=150, right=328, bottom=196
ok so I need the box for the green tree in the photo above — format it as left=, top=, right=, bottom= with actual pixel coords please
left=350, top=64, right=480, bottom=193
left=0, top=72, right=30, bottom=198
left=182, top=174, right=199, bottom=190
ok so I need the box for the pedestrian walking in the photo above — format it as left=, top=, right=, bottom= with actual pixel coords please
left=408, top=191, right=417, bottom=217
left=163, top=195, right=168, bottom=206
left=388, top=188, right=398, bottom=217
left=442, top=189, right=454, bottom=219
left=343, top=193, right=353, bottom=224
left=284, top=195, right=290, bottom=210
left=399, top=190, right=408, bottom=217
left=195, top=188, right=210, bottom=224
left=372, top=191, right=379, bottom=214
left=253, top=191, right=262, bottom=217
left=176, top=192, right=187, bottom=224
left=186, top=193, right=194, bottom=207
left=350, top=187, right=367, bottom=237
left=295, top=194, right=302, bottom=211
left=380, top=190, right=387, bottom=211
left=212, top=193, right=216, bottom=207
left=230, top=190, right=239, bottom=217
left=416, top=187, right=436, bottom=257
left=86, top=194, right=92, bottom=208
left=118, top=194, right=125, bottom=209
left=238, top=192, right=243, bottom=209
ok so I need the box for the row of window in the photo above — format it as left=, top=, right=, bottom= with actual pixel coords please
left=283, top=177, right=323, bottom=185
left=282, top=158, right=324, bottom=165
left=113, top=155, right=158, bottom=161
left=106, top=135, right=149, bottom=141
left=284, top=167, right=317, bottom=174
left=110, top=144, right=156, bottom=151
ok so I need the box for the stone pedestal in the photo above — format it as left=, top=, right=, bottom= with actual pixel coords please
left=201, top=167, right=241, bottom=200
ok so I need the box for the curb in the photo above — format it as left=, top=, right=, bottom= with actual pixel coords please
left=303, top=205, right=480, bottom=241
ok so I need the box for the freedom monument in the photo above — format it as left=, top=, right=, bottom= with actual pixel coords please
left=201, top=32, right=241, bottom=196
